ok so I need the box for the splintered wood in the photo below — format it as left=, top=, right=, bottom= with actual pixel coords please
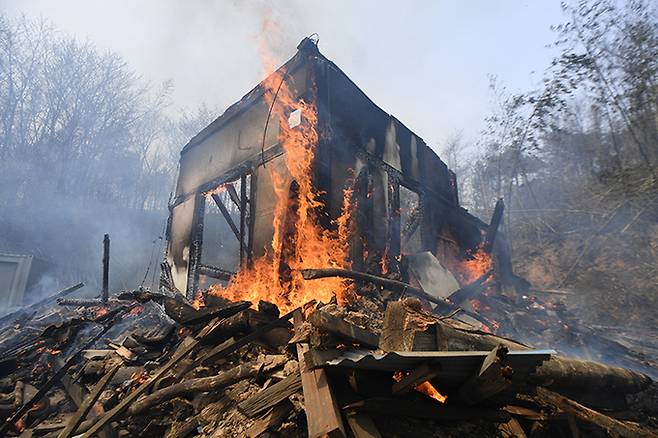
left=0, top=288, right=655, bottom=438
left=294, top=311, right=346, bottom=438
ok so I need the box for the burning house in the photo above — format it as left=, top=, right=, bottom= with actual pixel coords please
left=163, top=37, right=519, bottom=312
left=1, top=38, right=656, bottom=438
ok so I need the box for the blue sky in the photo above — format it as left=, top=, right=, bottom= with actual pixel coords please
left=1, top=0, right=565, bottom=150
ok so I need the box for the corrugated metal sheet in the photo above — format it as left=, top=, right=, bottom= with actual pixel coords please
left=307, top=349, right=553, bottom=386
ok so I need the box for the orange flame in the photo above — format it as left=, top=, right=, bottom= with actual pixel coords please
left=415, top=381, right=448, bottom=403
left=191, top=290, right=206, bottom=310
left=392, top=372, right=447, bottom=403
left=37, top=347, right=61, bottom=356
left=447, top=245, right=493, bottom=285
left=95, top=307, right=109, bottom=318
left=126, top=305, right=144, bottom=316
left=208, top=38, right=354, bottom=313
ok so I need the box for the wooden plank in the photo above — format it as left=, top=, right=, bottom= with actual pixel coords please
left=238, top=372, right=302, bottom=417
left=244, top=400, right=293, bottom=438
left=528, top=387, right=657, bottom=438
left=307, top=308, right=379, bottom=349
left=58, top=363, right=121, bottom=438
left=345, top=411, right=382, bottom=438
left=294, top=312, right=345, bottom=438
left=391, top=363, right=439, bottom=396
left=458, top=345, right=512, bottom=404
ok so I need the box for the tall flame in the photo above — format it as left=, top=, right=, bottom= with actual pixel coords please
left=209, top=39, right=354, bottom=313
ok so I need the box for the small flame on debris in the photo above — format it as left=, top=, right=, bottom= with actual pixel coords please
left=37, top=347, right=61, bottom=356
left=392, top=372, right=447, bottom=404
left=125, top=305, right=144, bottom=317
left=191, top=290, right=206, bottom=310
left=131, top=370, right=149, bottom=386
left=95, top=307, right=109, bottom=318
left=15, top=402, right=44, bottom=432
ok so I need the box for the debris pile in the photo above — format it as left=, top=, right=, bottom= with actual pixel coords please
left=0, top=281, right=656, bottom=438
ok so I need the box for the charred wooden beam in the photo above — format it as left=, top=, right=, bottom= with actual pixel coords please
left=526, top=387, right=656, bottom=438
left=307, top=308, right=379, bottom=349
left=199, top=308, right=298, bottom=366
left=127, top=356, right=286, bottom=416
left=345, top=411, right=382, bottom=438
left=239, top=173, right=248, bottom=264
left=211, top=192, right=241, bottom=242
left=278, top=180, right=300, bottom=286
left=0, top=282, right=84, bottom=327
left=57, top=363, right=121, bottom=438
left=343, top=397, right=509, bottom=422
left=101, top=234, right=110, bottom=303
left=244, top=400, right=294, bottom=438
left=197, top=264, right=234, bottom=281
left=484, top=198, right=504, bottom=253
left=238, top=372, right=302, bottom=417
left=300, top=267, right=451, bottom=310
left=225, top=182, right=241, bottom=211
left=446, top=269, right=493, bottom=306
left=391, top=363, right=439, bottom=396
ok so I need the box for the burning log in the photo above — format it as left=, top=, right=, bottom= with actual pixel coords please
left=300, top=267, right=451, bottom=309
left=446, top=269, right=493, bottom=306
left=127, top=355, right=286, bottom=416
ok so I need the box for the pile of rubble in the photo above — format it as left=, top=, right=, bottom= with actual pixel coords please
left=0, top=281, right=656, bottom=438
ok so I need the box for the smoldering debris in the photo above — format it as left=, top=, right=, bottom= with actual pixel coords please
left=0, top=283, right=656, bottom=438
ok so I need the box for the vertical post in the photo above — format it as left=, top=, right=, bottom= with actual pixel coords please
left=389, top=178, right=401, bottom=275
left=484, top=198, right=505, bottom=253
left=101, top=234, right=110, bottom=303
left=239, top=173, right=247, bottom=265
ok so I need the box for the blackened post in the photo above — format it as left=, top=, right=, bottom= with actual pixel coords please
left=239, top=173, right=247, bottom=264
left=484, top=198, right=504, bottom=253
left=101, top=234, right=110, bottom=303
